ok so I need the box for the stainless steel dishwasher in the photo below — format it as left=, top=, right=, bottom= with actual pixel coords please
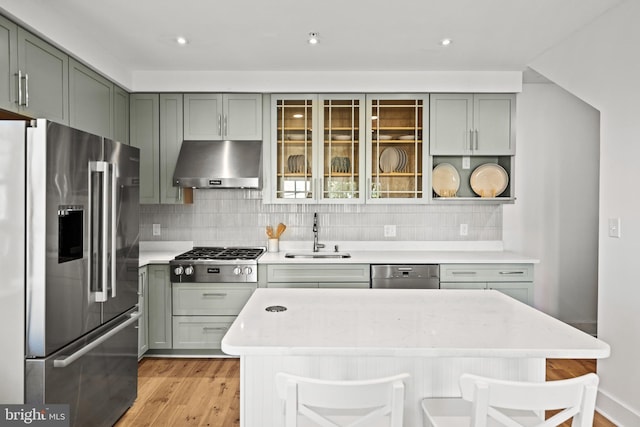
left=370, top=264, right=440, bottom=289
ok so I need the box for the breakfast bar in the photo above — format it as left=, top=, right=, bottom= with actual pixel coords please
left=221, top=288, right=610, bottom=427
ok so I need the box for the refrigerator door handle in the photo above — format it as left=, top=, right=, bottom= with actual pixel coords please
left=110, top=161, right=117, bottom=298
left=89, top=160, right=110, bottom=303
left=53, top=311, right=141, bottom=368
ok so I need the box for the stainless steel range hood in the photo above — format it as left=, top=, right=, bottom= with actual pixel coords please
left=173, top=140, right=262, bottom=189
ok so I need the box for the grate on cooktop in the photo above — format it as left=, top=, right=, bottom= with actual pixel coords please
left=174, top=246, right=265, bottom=261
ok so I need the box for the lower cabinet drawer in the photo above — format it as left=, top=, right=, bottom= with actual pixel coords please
left=172, top=316, right=236, bottom=349
left=172, top=284, right=256, bottom=315
left=440, top=264, right=534, bottom=282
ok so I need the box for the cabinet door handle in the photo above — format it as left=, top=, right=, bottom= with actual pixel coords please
left=16, top=70, right=22, bottom=106
left=469, top=129, right=473, bottom=151
left=223, top=114, right=228, bottom=136
left=202, top=327, right=228, bottom=332
left=474, top=129, right=478, bottom=150
left=451, top=271, right=477, bottom=275
left=202, top=292, right=228, bottom=297
left=499, top=271, right=524, bottom=275
left=217, top=114, right=222, bottom=136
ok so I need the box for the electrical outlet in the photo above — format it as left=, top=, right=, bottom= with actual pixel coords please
left=459, top=223, right=468, bottom=236
left=152, top=223, right=161, bottom=236
left=384, top=225, right=396, bottom=237
left=462, top=156, right=471, bottom=169
left=608, top=218, right=621, bottom=238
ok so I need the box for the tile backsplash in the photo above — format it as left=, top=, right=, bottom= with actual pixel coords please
left=140, top=190, right=502, bottom=246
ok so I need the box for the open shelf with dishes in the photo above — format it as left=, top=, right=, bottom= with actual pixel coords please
left=430, top=155, right=514, bottom=202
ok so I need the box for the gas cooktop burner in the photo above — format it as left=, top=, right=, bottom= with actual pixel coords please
left=174, top=246, right=265, bottom=261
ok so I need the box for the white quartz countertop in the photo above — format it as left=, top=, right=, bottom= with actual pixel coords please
left=221, top=288, right=609, bottom=358
left=259, top=249, right=538, bottom=264
left=138, top=241, right=193, bottom=267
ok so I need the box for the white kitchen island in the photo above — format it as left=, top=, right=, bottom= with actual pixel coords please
left=221, top=289, right=609, bottom=427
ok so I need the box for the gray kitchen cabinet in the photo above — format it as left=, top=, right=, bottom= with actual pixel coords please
left=266, top=264, right=370, bottom=288
left=0, top=15, right=18, bottom=114
left=16, top=28, right=69, bottom=124
left=147, top=264, right=172, bottom=349
left=69, top=58, right=113, bottom=138
left=130, top=93, right=160, bottom=204
left=439, top=263, right=534, bottom=305
left=138, top=266, right=149, bottom=359
left=183, top=93, right=262, bottom=140
left=130, top=93, right=186, bottom=204
left=172, top=283, right=257, bottom=350
left=159, top=93, right=185, bottom=204
left=429, top=94, right=515, bottom=156
left=0, top=20, right=68, bottom=123
left=113, top=85, right=129, bottom=144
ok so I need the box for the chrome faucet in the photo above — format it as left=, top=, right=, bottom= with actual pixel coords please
left=313, top=212, right=325, bottom=252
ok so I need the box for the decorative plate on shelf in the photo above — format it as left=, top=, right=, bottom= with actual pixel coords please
left=379, top=147, right=399, bottom=173
left=398, top=134, right=417, bottom=140
left=372, top=133, right=392, bottom=140
left=331, top=134, right=352, bottom=141
left=287, top=134, right=307, bottom=141
left=470, top=163, right=508, bottom=197
left=432, top=163, right=460, bottom=197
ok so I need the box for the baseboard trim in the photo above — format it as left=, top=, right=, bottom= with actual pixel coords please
left=597, top=388, right=640, bottom=426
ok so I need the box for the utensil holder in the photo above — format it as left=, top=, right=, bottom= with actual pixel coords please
left=268, top=238, right=279, bottom=252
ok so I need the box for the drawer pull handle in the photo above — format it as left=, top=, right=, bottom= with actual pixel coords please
left=451, top=271, right=477, bottom=275
left=499, top=271, right=524, bottom=275
left=202, top=327, right=228, bottom=332
left=202, top=293, right=228, bottom=297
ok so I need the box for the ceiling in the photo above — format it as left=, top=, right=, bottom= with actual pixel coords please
left=0, top=0, right=625, bottom=85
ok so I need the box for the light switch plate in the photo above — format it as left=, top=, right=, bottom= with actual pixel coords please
left=608, top=218, right=621, bottom=238
left=153, top=223, right=161, bottom=236
left=460, top=223, right=468, bottom=236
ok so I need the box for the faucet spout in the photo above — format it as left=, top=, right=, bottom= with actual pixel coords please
left=313, top=212, right=325, bottom=252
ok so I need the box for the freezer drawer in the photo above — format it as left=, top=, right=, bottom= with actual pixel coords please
left=25, top=309, right=140, bottom=427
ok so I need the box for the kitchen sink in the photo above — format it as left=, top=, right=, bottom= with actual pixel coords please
left=284, top=252, right=351, bottom=259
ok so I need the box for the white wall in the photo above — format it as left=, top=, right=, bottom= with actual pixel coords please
left=530, top=0, right=640, bottom=423
left=504, top=83, right=599, bottom=331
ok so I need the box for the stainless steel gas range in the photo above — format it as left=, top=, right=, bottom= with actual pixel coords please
left=170, top=247, right=265, bottom=283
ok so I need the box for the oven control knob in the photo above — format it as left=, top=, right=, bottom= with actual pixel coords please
left=244, top=267, right=253, bottom=275
left=184, top=266, right=194, bottom=276
left=174, top=265, right=184, bottom=276
left=233, top=266, right=242, bottom=275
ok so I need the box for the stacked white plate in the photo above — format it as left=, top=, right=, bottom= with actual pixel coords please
left=470, top=163, right=508, bottom=197
left=379, top=147, right=407, bottom=172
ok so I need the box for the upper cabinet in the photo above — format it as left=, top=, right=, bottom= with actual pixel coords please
left=269, top=94, right=366, bottom=203
left=113, top=85, right=130, bottom=144
left=183, top=93, right=262, bottom=140
left=69, top=58, right=113, bottom=138
left=0, top=17, right=69, bottom=124
left=130, top=93, right=188, bottom=205
left=366, top=94, right=429, bottom=202
left=429, top=94, right=515, bottom=156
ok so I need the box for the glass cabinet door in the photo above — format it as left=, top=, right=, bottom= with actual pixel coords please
left=319, top=95, right=365, bottom=202
left=274, top=96, right=316, bottom=200
left=367, top=95, right=428, bottom=202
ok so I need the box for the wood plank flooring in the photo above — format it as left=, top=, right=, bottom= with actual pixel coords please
left=115, top=358, right=616, bottom=427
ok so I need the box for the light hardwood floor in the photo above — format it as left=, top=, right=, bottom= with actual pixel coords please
left=115, top=358, right=616, bottom=427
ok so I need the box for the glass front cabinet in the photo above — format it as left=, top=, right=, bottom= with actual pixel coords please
left=269, top=94, right=429, bottom=204
left=366, top=94, right=429, bottom=203
left=271, top=94, right=366, bottom=203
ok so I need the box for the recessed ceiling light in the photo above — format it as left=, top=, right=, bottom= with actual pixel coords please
left=440, top=38, right=452, bottom=46
left=308, top=32, right=319, bottom=45
left=176, top=36, right=188, bottom=45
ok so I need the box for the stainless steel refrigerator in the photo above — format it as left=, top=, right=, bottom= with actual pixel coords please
left=0, top=119, right=140, bottom=426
